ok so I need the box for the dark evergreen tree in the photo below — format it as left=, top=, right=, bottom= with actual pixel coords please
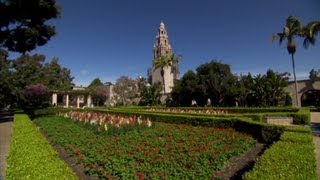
left=0, top=0, right=60, bottom=53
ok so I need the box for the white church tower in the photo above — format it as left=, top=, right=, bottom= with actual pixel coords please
left=148, top=21, right=179, bottom=94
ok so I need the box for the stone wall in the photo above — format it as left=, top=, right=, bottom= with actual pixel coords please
left=286, top=80, right=320, bottom=107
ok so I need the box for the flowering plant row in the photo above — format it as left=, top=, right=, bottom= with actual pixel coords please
left=34, top=116, right=256, bottom=179
left=57, top=111, right=152, bottom=132
left=146, top=108, right=228, bottom=115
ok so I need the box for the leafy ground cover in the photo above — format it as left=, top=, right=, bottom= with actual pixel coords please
left=6, top=114, right=77, bottom=179
left=244, top=128, right=317, bottom=179
left=34, top=115, right=256, bottom=179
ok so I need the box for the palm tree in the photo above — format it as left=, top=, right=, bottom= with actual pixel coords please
left=153, top=54, right=181, bottom=94
left=271, top=16, right=305, bottom=107
left=303, top=20, right=320, bottom=48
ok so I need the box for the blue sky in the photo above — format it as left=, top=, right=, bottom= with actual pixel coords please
left=32, top=0, right=320, bottom=86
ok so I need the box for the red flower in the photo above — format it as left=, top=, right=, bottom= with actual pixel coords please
left=214, top=171, right=220, bottom=177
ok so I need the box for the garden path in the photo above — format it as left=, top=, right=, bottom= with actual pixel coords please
left=310, top=112, right=320, bottom=179
left=0, top=111, right=13, bottom=180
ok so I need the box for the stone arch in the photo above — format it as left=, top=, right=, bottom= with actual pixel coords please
left=286, top=80, right=320, bottom=107
left=301, top=89, right=320, bottom=107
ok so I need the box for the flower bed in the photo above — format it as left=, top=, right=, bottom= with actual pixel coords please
left=34, top=115, right=256, bottom=179
left=57, top=111, right=152, bottom=135
left=146, top=107, right=229, bottom=115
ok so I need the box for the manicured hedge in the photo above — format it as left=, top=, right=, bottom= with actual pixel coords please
left=244, top=128, right=317, bottom=179
left=112, top=106, right=309, bottom=125
left=261, top=108, right=311, bottom=125
left=6, top=114, right=77, bottom=179
left=144, top=107, right=300, bottom=113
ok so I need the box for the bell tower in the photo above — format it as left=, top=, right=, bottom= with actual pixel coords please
left=153, top=21, right=172, bottom=59
left=149, top=21, right=178, bottom=94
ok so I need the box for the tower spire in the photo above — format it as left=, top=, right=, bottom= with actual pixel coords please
left=148, top=21, right=178, bottom=95
left=153, top=21, right=172, bottom=59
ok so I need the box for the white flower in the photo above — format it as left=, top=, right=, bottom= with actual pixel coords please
left=137, top=116, right=142, bottom=125
left=147, top=119, right=152, bottom=127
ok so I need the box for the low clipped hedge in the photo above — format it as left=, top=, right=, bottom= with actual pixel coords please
left=244, top=128, right=317, bottom=179
left=144, top=106, right=299, bottom=113
left=261, top=108, right=310, bottom=125
left=6, top=114, right=77, bottom=179
left=113, top=106, right=309, bottom=125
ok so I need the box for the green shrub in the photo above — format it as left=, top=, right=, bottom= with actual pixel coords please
left=6, top=114, right=77, bottom=179
left=260, top=108, right=311, bottom=125
left=34, top=107, right=69, bottom=117
left=145, top=107, right=299, bottom=113
left=244, top=130, right=317, bottom=180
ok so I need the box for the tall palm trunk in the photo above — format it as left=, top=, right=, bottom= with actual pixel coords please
left=161, top=68, right=166, bottom=94
left=291, top=53, right=299, bottom=107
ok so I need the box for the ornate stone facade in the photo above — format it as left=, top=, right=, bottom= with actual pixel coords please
left=148, top=21, right=178, bottom=94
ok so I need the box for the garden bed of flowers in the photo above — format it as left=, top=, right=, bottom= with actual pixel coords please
left=145, top=107, right=229, bottom=115
left=34, top=115, right=256, bottom=179
left=57, top=111, right=152, bottom=135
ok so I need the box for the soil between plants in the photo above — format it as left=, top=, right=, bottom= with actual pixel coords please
left=219, top=143, right=266, bottom=180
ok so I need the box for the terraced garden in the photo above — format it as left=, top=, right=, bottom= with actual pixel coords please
left=5, top=107, right=318, bottom=179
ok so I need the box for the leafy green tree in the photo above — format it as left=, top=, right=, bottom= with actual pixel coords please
left=1, top=53, right=73, bottom=108
left=309, top=69, right=320, bottom=83
left=139, top=82, right=161, bottom=106
left=263, top=70, right=289, bottom=106
left=245, top=70, right=289, bottom=107
left=87, top=78, right=106, bottom=106
left=112, top=76, right=138, bottom=106
left=236, top=73, right=254, bottom=106
left=0, top=0, right=60, bottom=53
left=91, top=85, right=108, bottom=106
left=153, top=54, right=181, bottom=93
left=196, top=60, right=237, bottom=106
left=13, top=54, right=73, bottom=90
left=179, top=70, right=202, bottom=106
left=170, top=79, right=183, bottom=106
left=0, top=49, right=19, bottom=108
left=12, top=54, right=45, bottom=101
left=88, top=78, right=103, bottom=89
left=43, top=58, right=74, bottom=90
